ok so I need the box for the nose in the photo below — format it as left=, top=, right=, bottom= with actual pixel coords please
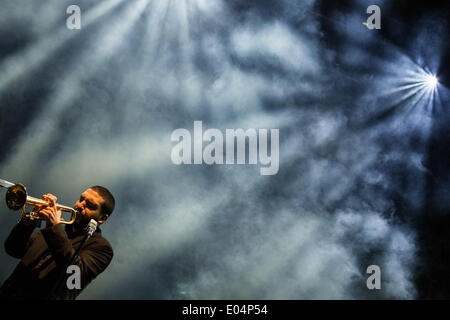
left=75, top=200, right=85, bottom=211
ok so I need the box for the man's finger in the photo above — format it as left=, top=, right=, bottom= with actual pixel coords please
left=42, top=194, right=57, bottom=207
left=40, top=207, right=51, bottom=214
left=38, top=211, right=50, bottom=219
left=49, top=199, right=56, bottom=207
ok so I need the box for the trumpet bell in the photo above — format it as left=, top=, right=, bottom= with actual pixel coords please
left=5, top=183, right=27, bottom=210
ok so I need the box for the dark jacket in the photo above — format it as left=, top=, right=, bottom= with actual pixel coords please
left=0, top=218, right=113, bottom=300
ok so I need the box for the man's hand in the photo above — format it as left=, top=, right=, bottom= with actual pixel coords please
left=35, top=194, right=62, bottom=227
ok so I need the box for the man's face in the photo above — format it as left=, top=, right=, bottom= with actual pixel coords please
left=74, top=188, right=105, bottom=224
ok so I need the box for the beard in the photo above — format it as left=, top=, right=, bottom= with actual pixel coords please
left=74, top=211, right=97, bottom=227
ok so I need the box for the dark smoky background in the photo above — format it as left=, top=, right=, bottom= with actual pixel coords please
left=0, top=0, right=449, bottom=299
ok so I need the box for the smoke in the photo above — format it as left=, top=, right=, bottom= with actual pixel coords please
left=0, top=0, right=447, bottom=299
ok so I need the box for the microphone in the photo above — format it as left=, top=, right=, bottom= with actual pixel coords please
left=85, top=219, right=98, bottom=238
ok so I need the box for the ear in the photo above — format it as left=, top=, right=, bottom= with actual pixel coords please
left=97, top=213, right=109, bottom=224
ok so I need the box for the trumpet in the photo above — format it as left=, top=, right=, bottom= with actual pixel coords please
left=4, top=183, right=77, bottom=224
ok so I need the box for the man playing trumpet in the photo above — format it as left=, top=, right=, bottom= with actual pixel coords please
left=0, top=186, right=115, bottom=300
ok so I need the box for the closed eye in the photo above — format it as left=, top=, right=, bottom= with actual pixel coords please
left=86, top=201, right=97, bottom=210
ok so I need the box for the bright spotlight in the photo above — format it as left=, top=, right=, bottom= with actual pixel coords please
left=425, top=74, right=438, bottom=89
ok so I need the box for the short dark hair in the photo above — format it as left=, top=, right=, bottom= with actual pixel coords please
left=90, top=186, right=115, bottom=217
